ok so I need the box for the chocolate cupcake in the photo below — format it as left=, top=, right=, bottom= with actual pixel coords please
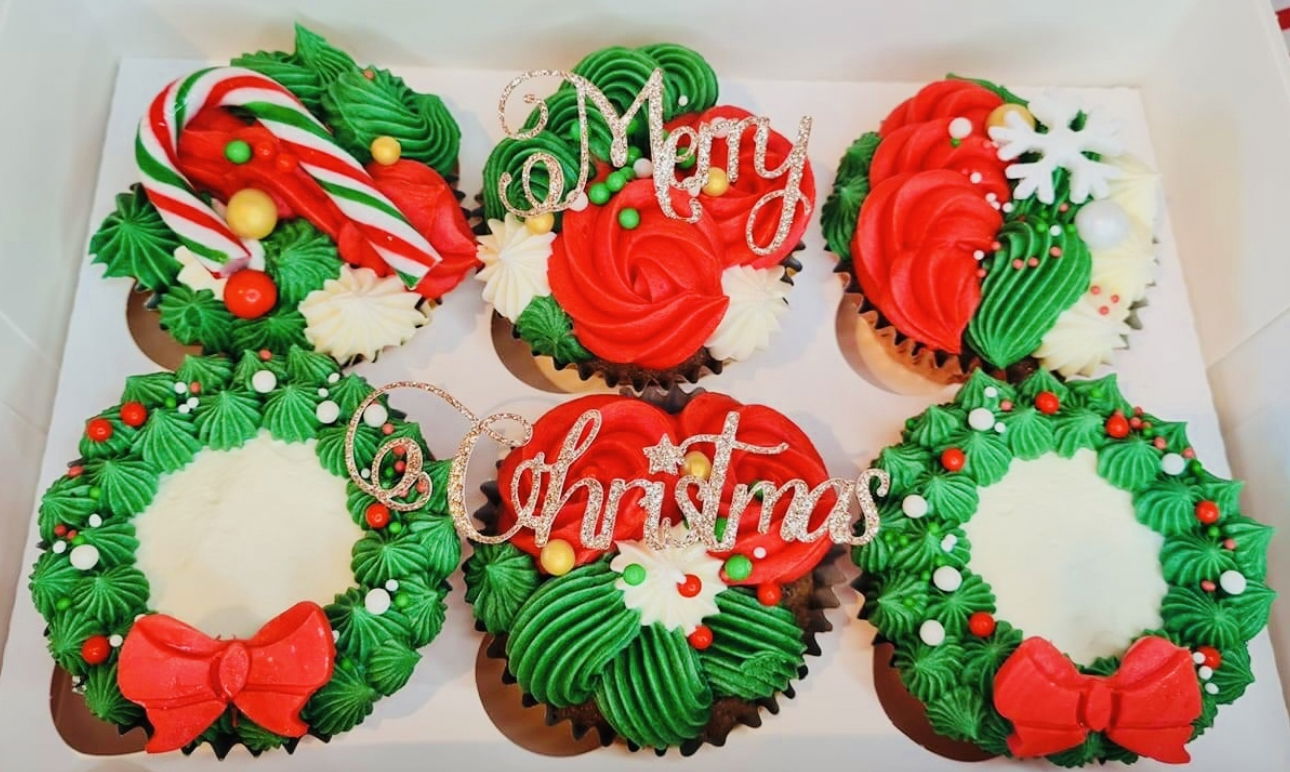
left=91, top=25, right=478, bottom=366
left=822, top=77, right=1160, bottom=392
left=475, top=44, right=815, bottom=391
left=463, top=392, right=840, bottom=753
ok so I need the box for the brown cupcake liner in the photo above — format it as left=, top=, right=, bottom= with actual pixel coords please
left=467, top=384, right=843, bottom=755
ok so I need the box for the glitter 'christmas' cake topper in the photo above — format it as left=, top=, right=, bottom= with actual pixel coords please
left=495, top=69, right=814, bottom=257
left=344, top=382, right=886, bottom=550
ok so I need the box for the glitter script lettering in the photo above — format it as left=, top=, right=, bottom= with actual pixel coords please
left=495, top=68, right=813, bottom=257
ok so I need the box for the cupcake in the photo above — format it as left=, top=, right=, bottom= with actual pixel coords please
left=28, top=349, right=460, bottom=756
left=91, top=25, right=478, bottom=366
left=822, top=77, right=1159, bottom=391
left=464, top=392, right=839, bottom=753
left=476, top=44, right=816, bottom=390
left=854, top=369, right=1275, bottom=765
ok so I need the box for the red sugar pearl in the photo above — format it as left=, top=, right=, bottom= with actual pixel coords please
left=393, top=460, right=406, bottom=473
left=381, top=423, right=395, bottom=436
left=999, top=400, right=1014, bottom=412
left=1012, top=258, right=1024, bottom=270
left=1183, top=447, right=1196, bottom=459
left=189, top=382, right=201, bottom=395
left=68, top=465, right=83, bottom=478
left=940, top=448, right=966, bottom=472
left=688, top=625, right=713, bottom=650
left=1153, top=436, right=1168, bottom=450
left=1050, top=246, right=1063, bottom=257
left=1027, top=257, right=1039, bottom=267
left=677, top=574, right=703, bottom=598
left=1091, top=285, right=1102, bottom=295
left=85, top=418, right=114, bottom=443
left=1098, top=306, right=1110, bottom=316
left=53, top=524, right=67, bottom=537
left=757, top=583, right=783, bottom=606
left=1201, top=580, right=1217, bottom=593
left=258, top=349, right=273, bottom=361
left=1223, top=538, right=1237, bottom=550
left=120, top=401, right=148, bottom=428
left=81, top=635, right=111, bottom=665
left=1195, top=501, right=1220, bottom=525
left=1105, top=412, right=1130, bottom=439
left=1034, top=391, right=1060, bottom=415
left=365, top=502, right=391, bottom=529
left=968, top=612, right=997, bottom=637
left=1196, top=645, right=1222, bottom=669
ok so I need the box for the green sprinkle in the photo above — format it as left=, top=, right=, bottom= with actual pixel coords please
left=622, top=563, right=647, bottom=586
left=88, top=487, right=101, bottom=500
left=224, top=139, right=252, bottom=164
left=55, top=597, right=71, bottom=611
left=165, top=396, right=177, bottom=409
left=627, top=146, right=643, bottom=163
left=72, top=535, right=86, bottom=546
left=588, top=182, right=611, bottom=205
left=618, top=208, right=640, bottom=230
left=950, top=138, right=962, bottom=148
left=388, top=521, right=403, bottom=535
left=394, top=592, right=410, bottom=609
left=606, top=171, right=627, bottom=192
left=1207, top=525, right=1221, bottom=539
left=723, top=554, right=753, bottom=582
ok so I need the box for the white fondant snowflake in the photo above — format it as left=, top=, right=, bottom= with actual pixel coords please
left=989, top=91, right=1124, bottom=205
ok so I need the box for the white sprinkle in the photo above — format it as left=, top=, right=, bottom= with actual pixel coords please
left=973, top=250, right=985, bottom=260
left=1198, top=665, right=1214, bottom=681
left=363, top=403, right=389, bottom=428
left=88, top=514, right=103, bottom=528
left=185, top=397, right=199, bottom=409
left=994, top=422, right=1007, bottom=433
left=251, top=369, right=277, bottom=394
left=948, top=116, right=973, bottom=139
left=968, top=407, right=995, bottom=431
left=327, top=372, right=341, bottom=384
left=332, top=629, right=340, bottom=642
left=932, top=566, right=963, bottom=592
left=52, top=540, right=67, bottom=554
left=364, top=588, right=392, bottom=615
left=1049, top=224, right=1063, bottom=237
left=1161, top=453, right=1186, bottom=476
left=753, top=547, right=768, bottom=559
left=1193, top=651, right=1207, bottom=665
left=70, top=544, right=100, bottom=571
left=316, top=400, right=341, bottom=425
left=109, top=634, right=123, bottom=647
left=1001, top=202, right=1015, bottom=213
left=385, top=579, right=400, bottom=592
left=985, top=192, right=998, bottom=203
left=919, top=619, right=946, bottom=647
left=633, top=158, right=654, bottom=179
left=984, top=387, right=998, bottom=398
left=969, top=171, right=983, bottom=184
left=677, top=94, right=690, bottom=107
left=902, top=494, right=929, bottom=519
left=940, top=534, right=958, bottom=552
left=172, top=382, right=188, bottom=395
left=1219, top=570, right=1247, bottom=596
left=1205, top=683, right=1219, bottom=695
left=317, top=387, right=329, bottom=398
left=360, top=468, right=371, bottom=479
left=177, top=404, right=191, bottom=415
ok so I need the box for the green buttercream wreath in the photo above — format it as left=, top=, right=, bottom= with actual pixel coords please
left=854, top=369, right=1275, bottom=767
left=29, top=348, right=460, bottom=757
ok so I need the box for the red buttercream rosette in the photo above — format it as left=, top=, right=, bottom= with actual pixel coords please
left=547, top=179, right=729, bottom=369
left=177, top=107, right=477, bottom=300
left=497, top=393, right=835, bottom=587
left=665, top=105, right=817, bottom=269
left=851, top=80, right=1008, bottom=353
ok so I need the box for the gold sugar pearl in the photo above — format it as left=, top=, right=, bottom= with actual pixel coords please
left=539, top=539, right=576, bottom=575
left=986, top=103, right=1036, bottom=130
left=702, top=167, right=730, bottom=197
left=370, top=136, right=402, bottom=165
left=525, top=212, right=555, bottom=235
left=683, top=451, right=712, bottom=480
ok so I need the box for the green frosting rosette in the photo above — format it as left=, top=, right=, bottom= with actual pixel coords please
left=822, top=76, right=1160, bottom=385
left=853, top=370, right=1275, bottom=766
left=28, top=349, right=460, bottom=757
left=93, top=24, right=477, bottom=366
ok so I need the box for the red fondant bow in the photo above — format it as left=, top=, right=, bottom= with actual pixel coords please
left=993, top=635, right=1201, bottom=764
left=117, top=601, right=335, bottom=753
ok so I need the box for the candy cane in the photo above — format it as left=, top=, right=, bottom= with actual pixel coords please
left=137, top=66, right=441, bottom=284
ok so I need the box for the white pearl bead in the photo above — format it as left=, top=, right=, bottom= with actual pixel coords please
left=994, top=422, right=1007, bottom=433
left=568, top=191, right=589, bottom=212
left=109, top=634, right=123, bottom=647
left=251, top=369, right=277, bottom=394
left=983, top=387, right=998, bottom=398
left=173, top=382, right=188, bottom=395
left=363, top=403, right=389, bottom=428
left=633, top=158, right=654, bottom=178
left=364, top=587, right=392, bottom=615
left=1198, top=665, right=1214, bottom=681
left=316, top=400, right=341, bottom=425
left=327, top=372, right=341, bottom=384
left=1074, top=199, right=1130, bottom=249
left=1205, top=682, right=1219, bottom=695
left=902, top=494, right=929, bottom=519
left=969, top=171, right=983, bottom=184
left=88, top=514, right=102, bottom=528
left=1193, top=651, right=1207, bottom=665
left=940, top=534, right=958, bottom=553
left=1049, top=224, right=1063, bottom=237
left=948, top=116, right=973, bottom=139
left=968, top=407, right=995, bottom=431
left=70, top=544, right=100, bottom=571
left=753, top=547, right=767, bottom=559
left=177, top=404, right=191, bottom=415
left=317, top=387, right=329, bottom=397
left=52, top=540, right=67, bottom=554
left=932, top=566, right=963, bottom=592
left=919, top=619, right=946, bottom=647
left=1160, top=453, right=1186, bottom=476
left=185, top=397, right=199, bottom=409
left=385, top=579, right=400, bottom=592
left=677, top=94, right=690, bottom=107
left=1219, top=570, right=1247, bottom=596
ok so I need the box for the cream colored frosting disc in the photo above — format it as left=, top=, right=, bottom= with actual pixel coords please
left=963, top=448, right=1167, bottom=665
left=134, top=430, right=362, bottom=638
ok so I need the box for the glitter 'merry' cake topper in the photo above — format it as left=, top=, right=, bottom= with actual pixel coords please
left=345, top=382, right=885, bottom=550
left=495, top=69, right=814, bottom=257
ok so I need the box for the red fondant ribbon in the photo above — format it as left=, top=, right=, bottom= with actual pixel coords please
left=993, top=635, right=1201, bottom=763
left=117, top=601, right=335, bottom=753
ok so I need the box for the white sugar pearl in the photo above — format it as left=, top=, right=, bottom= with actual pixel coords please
left=177, top=404, right=191, bottom=415
left=251, top=370, right=277, bottom=394
left=968, top=407, right=995, bottom=431
left=1001, top=202, right=1014, bottom=213
left=70, top=544, right=100, bottom=571
left=568, top=191, right=589, bottom=211
left=332, top=629, right=340, bottom=642
left=932, top=566, right=963, bottom=592
left=1219, top=570, right=1247, bottom=596
left=948, top=116, right=973, bottom=139
left=1205, top=682, right=1219, bottom=695
left=316, top=400, right=341, bottom=425
left=995, top=422, right=1007, bottom=433
left=109, top=634, right=123, bottom=648
left=1049, top=224, right=1063, bottom=237
left=385, top=579, right=400, bottom=592
left=902, top=494, right=929, bottom=519
left=317, top=387, right=329, bottom=397
left=327, top=372, right=341, bottom=384
left=173, top=382, right=188, bottom=395
left=677, top=94, right=690, bottom=107
left=364, top=588, right=392, bottom=615
left=633, top=158, right=654, bottom=179
left=941, top=534, right=958, bottom=552
left=1193, top=651, right=1207, bottom=665
left=753, top=547, right=768, bottom=559
left=919, top=619, right=946, bottom=647
left=185, top=397, right=199, bottom=409
left=969, top=171, right=983, bottom=184
left=1075, top=199, right=1130, bottom=249
left=973, top=250, right=985, bottom=260
left=1198, top=665, right=1214, bottom=681
left=1160, top=453, right=1186, bottom=476
left=88, top=514, right=103, bottom=528
left=985, top=192, right=998, bottom=203
left=983, top=387, right=998, bottom=398
left=360, top=468, right=371, bottom=479
left=363, top=403, right=389, bottom=428
left=52, top=540, right=67, bottom=554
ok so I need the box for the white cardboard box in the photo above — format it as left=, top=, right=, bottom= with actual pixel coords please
left=1, top=1, right=1288, bottom=768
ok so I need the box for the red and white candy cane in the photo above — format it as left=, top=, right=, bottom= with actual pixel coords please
left=137, top=66, right=441, bottom=284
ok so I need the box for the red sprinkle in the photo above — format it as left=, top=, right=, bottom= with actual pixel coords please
left=1223, top=538, right=1237, bottom=550
left=1034, top=391, right=1060, bottom=415
left=81, top=635, right=111, bottom=665
left=1196, top=645, right=1222, bottom=669
left=1154, top=436, right=1168, bottom=450
left=1133, top=406, right=1145, bottom=416
left=365, top=502, right=391, bottom=529
left=67, top=465, right=83, bottom=478
left=940, top=448, right=966, bottom=472
left=393, top=460, right=406, bottom=474
left=1050, top=246, right=1063, bottom=257
left=393, top=445, right=406, bottom=457
left=1091, top=285, right=1102, bottom=295
left=1098, top=306, right=1110, bottom=315
left=1195, top=501, right=1220, bottom=525
left=687, top=625, right=713, bottom=650
left=1012, top=259, right=1024, bottom=270
left=1130, top=416, right=1143, bottom=430
left=757, top=583, right=783, bottom=606
left=1201, top=580, right=1217, bottom=593
left=1183, top=447, right=1196, bottom=459
left=1059, top=203, right=1070, bottom=212
left=968, top=611, right=997, bottom=637
left=1027, top=257, right=1039, bottom=267
left=189, top=382, right=201, bottom=395
left=1111, top=294, right=1120, bottom=304
left=258, top=349, right=272, bottom=361
left=976, top=268, right=987, bottom=278
left=1105, top=412, right=1130, bottom=439
left=999, top=400, right=1014, bottom=412
left=363, top=68, right=375, bottom=79
left=53, top=524, right=67, bottom=537
left=990, top=240, right=1002, bottom=251
left=678, top=574, right=703, bottom=598
left=66, top=530, right=78, bottom=540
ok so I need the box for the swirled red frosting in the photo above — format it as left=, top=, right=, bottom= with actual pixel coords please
left=548, top=179, right=728, bottom=369
left=880, top=79, right=1003, bottom=137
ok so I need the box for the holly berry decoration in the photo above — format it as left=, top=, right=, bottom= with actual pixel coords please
left=85, top=417, right=114, bottom=443
left=940, top=447, right=966, bottom=472
left=1034, top=391, right=1061, bottom=415
left=969, top=611, right=997, bottom=637
left=1195, top=645, right=1222, bottom=670
left=120, top=401, right=149, bottom=428
left=1105, top=411, right=1131, bottom=439
left=757, top=582, right=783, bottom=606
left=1195, top=501, right=1220, bottom=525
left=687, top=625, right=714, bottom=650
left=81, top=634, right=111, bottom=665
left=364, top=502, right=391, bottom=529
left=223, top=269, right=278, bottom=319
